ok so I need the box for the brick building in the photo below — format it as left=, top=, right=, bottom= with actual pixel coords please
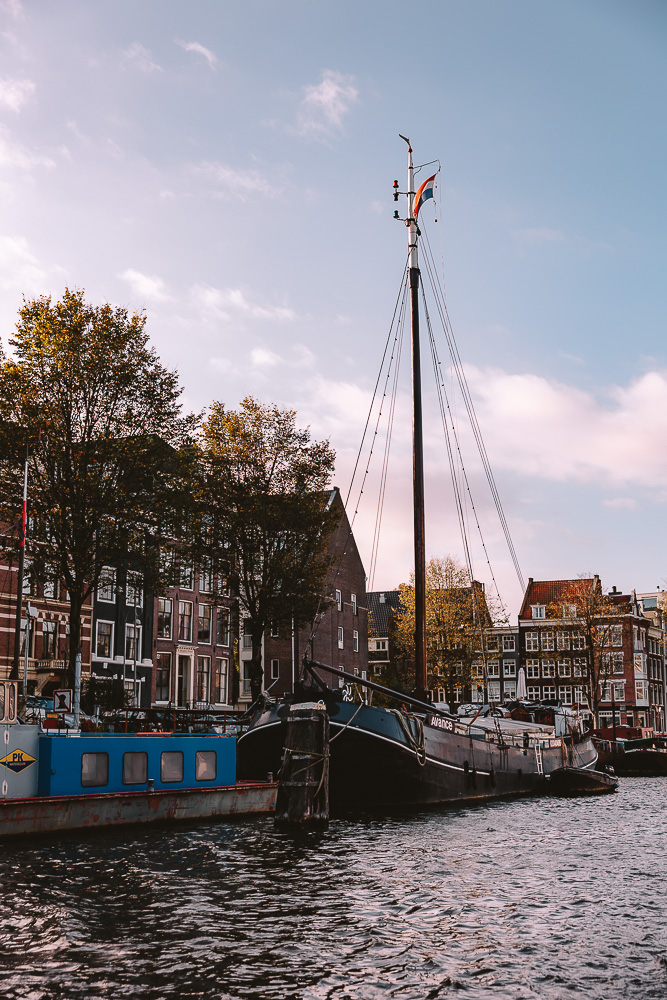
left=0, top=551, right=92, bottom=694
left=255, top=488, right=368, bottom=701
left=90, top=565, right=154, bottom=708
left=518, top=577, right=661, bottom=727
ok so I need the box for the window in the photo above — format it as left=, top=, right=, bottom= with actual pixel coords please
left=525, top=632, right=539, bottom=652
left=43, top=567, right=58, bottom=600
left=526, top=659, right=540, bottom=679
left=375, top=640, right=387, bottom=651
left=573, top=657, right=586, bottom=677
left=213, top=658, right=228, bottom=703
left=195, top=751, right=216, bottom=781
left=488, top=681, right=501, bottom=701
left=557, top=632, right=570, bottom=651
left=198, top=604, right=212, bottom=644
left=486, top=636, right=499, bottom=652
left=242, top=633, right=252, bottom=649
left=531, top=605, right=546, bottom=619
left=558, top=659, right=571, bottom=678
left=487, top=660, right=500, bottom=678
left=542, top=661, right=555, bottom=678
left=123, top=752, right=148, bottom=785
left=337, top=627, right=344, bottom=649
left=241, top=662, right=252, bottom=697
left=613, top=681, right=625, bottom=701
left=559, top=686, right=573, bottom=705
left=336, top=589, right=342, bottom=612
left=196, top=656, right=211, bottom=702
left=563, top=603, right=577, bottom=617
left=126, top=570, right=143, bottom=607
left=19, top=618, right=36, bottom=659
left=543, top=685, right=556, bottom=701
left=178, top=602, right=193, bottom=642
left=612, top=652, right=624, bottom=675
left=199, top=560, right=212, bottom=594
left=42, top=621, right=57, bottom=659
left=161, top=751, right=184, bottom=783
left=574, top=686, right=585, bottom=704
left=542, top=632, right=554, bottom=652
left=271, top=658, right=280, bottom=680
left=96, top=621, right=113, bottom=659
left=527, top=685, right=540, bottom=700
left=157, top=598, right=173, bottom=639
left=155, top=652, right=172, bottom=701
left=503, top=680, right=516, bottom=700
left=471, top=660, right=484, bottom=680
left=22, top=560, right=33, bottom=595
left=611, top=625, right=622, bottom=647
left=471, top=686, right=484, bottom=703
left=503, top=660, right=516, bottom=678
left=81, top=752, right=109, bottom=787
left=179, top=561, right=194, bottom=589
left=125, top=624, right=141, bottom=661
left=353, top=630, right=359, bottom=652
left=502, top=636, right=516, bottom=652
left=217, top=608, right=231, bottom=646
left=351, top=593, right=357, bottom=616
left=572, top=633, right=585, bottom=650
left=97, top=566, right=115, bottom=602
left=635, top=681, right=648, bottom=702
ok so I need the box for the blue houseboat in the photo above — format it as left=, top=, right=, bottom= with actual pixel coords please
left=0, top=681, right=275, bottom=837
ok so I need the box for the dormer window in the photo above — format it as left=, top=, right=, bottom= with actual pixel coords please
left=531, top=605, right=546, bottom=620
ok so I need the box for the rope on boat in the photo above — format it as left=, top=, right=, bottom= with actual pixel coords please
left=391, top=709, right=426, bottom=766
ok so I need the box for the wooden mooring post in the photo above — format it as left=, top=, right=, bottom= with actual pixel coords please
left=274, top=702, right=329, bottom=827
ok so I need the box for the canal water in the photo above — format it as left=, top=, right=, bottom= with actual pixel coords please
left=2, top=779, right=667, bottom=1000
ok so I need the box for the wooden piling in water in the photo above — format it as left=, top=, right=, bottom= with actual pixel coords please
left=274, top=703, right=329, bottom=827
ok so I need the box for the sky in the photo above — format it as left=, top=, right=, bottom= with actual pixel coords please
left=0, top=0, right=665, bottom=616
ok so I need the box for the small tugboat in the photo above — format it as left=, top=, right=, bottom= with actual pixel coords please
left=0, top=680, right=276, bottom=838
left=544, top=765, right=618, bottom=796
left=593, top=726, right=667, bottom=777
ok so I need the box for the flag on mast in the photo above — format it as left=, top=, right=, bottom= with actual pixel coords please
left=413, top=172, right=437, bottom=220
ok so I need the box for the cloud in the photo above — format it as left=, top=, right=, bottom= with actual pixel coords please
left=191, top=284, right=295, bottom=323
left=296, top=70, right=358, bottom=140
left=0, top=126, right=54, bottom=171
left=463, top=365, right=667, bottom=492
left=603, top=498, right=637, bottom=510
left=250, top=347, right=280, bottom=368
left=0, top=234, right=66, bottom=296
left=0, top=76, right=34, bottom=112
left=178, top=40, right=217, bottom=69
left=119, top=268, right=170, bottom=302
left=0, top=0, right=22, bottom=19
left=123, top=42, right=162, bottom=74
left=190, top=161, right=281, bottom=201
left=511, top=227, right=565, bottom=245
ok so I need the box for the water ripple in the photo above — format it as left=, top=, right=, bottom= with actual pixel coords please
left=1, top=780, right=667, bottom=998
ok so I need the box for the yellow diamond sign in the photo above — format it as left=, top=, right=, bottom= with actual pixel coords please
left=0, top=749, right=37, bottom=773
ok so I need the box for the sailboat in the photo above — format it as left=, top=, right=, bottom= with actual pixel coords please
left=237, top=138, right=605, bottom=811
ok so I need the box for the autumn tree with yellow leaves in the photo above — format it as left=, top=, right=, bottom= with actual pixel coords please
left=394, top=556, right=495, bottom=703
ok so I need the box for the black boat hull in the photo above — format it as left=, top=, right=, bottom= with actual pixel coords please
left=238, top=698, right=598, bottom=813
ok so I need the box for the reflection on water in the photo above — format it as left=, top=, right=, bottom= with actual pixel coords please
left=2, top=780, right=667, bottom=999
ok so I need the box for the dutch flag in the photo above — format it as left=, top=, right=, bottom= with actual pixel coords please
left=413, top=172, right=437, bottom=220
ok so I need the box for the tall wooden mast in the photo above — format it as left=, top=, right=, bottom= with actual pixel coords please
left=400, top=135, right=427, bottom=701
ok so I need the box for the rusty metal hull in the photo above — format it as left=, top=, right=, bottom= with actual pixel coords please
left=0, top=781, right=276, bottom=838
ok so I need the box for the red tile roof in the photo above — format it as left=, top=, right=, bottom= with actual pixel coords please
left=519, top=578, right=597, bottom=620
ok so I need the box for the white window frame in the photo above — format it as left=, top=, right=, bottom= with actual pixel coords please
left=525, top=632, right=539, bottom=652
left=271, top=658, right=280, bottom=680
left=531, top=605, right=546, bottom=620
left=336, top=589, right=342, bottom=612
left=351, top=593, right=357, bottom=616
left=95, top=620, right=114, bottom=660
left=337, top=627, right=344, bottom=649
left=502, top=636, right=516, bottom=652
left=97, top=566, right=116, bottom=603
left=353, top=630, right=359, bottom=652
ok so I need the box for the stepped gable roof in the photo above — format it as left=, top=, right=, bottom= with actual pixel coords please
left=519, top=578, right=596, bottom=620
left=367, top=590, right=401, bottom=638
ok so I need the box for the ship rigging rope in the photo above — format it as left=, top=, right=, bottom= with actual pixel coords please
left=421, top=283, right=508, bottom=628
left=304, top=257, right=410, bottom=652
left=419, top=220, right=525, bottom=594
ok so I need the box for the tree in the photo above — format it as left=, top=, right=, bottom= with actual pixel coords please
left=0, top=288, right=197, bottom=685
left=546, top=575, right=625, bottom=725
left=394, top=556, right=493, bottom=702
left=199, top=397, right=337, bottom=703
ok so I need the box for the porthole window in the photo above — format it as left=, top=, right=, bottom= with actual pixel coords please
left=81, top=752, right=109, bottom=787
left=195, top=750, right=216, bottom=781
left=160, top=750, right=184, bottom=783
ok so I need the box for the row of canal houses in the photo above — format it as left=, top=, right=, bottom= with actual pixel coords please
left=1, top=498, right=665, bottom=730
left=367, top=578, right=667, bottom=732
left=0, top=488, right=369, bottom=711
